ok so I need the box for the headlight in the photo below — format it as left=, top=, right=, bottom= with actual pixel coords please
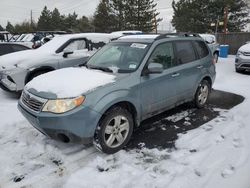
left=42, top=96, right=85, bottom=113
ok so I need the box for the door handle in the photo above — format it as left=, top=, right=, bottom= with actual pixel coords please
left=172, top=73, right=180, bottom=77
left=197, top=65, right=203, bottom=69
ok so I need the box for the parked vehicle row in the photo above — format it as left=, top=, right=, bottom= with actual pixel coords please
left=17, top=33, right=216, bottom=154
left=0, top=31, right=12, bottom=42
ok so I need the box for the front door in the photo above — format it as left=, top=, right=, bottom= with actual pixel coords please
left=140, top=42, right=179, bottom=119
left=59, top=38, right=92, bottom=68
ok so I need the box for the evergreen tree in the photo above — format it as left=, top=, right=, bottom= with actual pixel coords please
left=37, top=6, right=52, bottom=30
left=93, top=0, right=115, bottom=32
left=109, top=0, right=126, bottom=30
left=63, top=12, right=79, bottom=31
left=14, top=21, right=36, bottom=34
left=6, top=21, right=15, bottom=33
left=0, top=24, right=4, bottom=31
left=51, top=8, right=62, bottom=30
left=172, top=0, right=249, bottom=33
left=124, top=0, right=161, bottom=32
left=77, top=16, right=94, bottom=32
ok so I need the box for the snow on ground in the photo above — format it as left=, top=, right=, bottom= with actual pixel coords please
left=0, top=56, right=250, bottom=188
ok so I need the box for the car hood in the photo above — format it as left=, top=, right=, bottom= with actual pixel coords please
left=239, top=43, right=250, bottom=53
left=25, top=67, right=119, bottom=99
left=0, top=49, right=53, bottom=70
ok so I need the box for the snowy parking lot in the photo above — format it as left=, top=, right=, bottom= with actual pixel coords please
left=0, top=56, right=250, bottom=188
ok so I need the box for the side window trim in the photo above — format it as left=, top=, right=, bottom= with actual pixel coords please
left=191, top=41, right=200, bottom=60
left=56, top=38, right=87, bottom=53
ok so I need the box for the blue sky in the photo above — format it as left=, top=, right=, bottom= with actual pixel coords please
left=0, top=0, right=174, bottom=30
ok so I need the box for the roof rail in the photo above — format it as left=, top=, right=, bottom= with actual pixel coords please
left=155, top=32, right=201, bottom=40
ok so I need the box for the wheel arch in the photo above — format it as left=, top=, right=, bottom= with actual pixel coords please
left=193, top=75, right=213, bottom=98
left=213, top=50, right=219, bottom=55
left=98, top=100, right=139, bottom=128
left=202, top=76, right=212, bottom=89
left=25, top=66, right=56, bottom=84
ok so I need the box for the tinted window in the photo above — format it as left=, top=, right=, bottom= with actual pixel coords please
left=11, top=44, right=29, bottom=52
left=148, top=42, right=175, bottom=69
left=175, top=41, right=196, bottom=64
left=193, top=41, right=209, bottom=59
left=0, top=45, right=12, bottom=56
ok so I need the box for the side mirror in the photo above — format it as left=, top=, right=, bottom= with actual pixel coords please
left=63, top=50, right=73, bottom=58
left=143, top=63, right=163, bottom=75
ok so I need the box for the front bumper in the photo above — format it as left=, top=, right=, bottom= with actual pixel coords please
left=0, top=68, right=27, bottom=92
left=235, top=56, right=250, bottom=70
left=18, top=98, right=102, bottom=144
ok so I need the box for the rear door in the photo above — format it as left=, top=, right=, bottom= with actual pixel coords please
left=173, top=40, right=209, bottom=102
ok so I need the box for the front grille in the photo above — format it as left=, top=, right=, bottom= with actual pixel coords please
left=243, top=52, right=250, bottom=56
left=22, top=92, right=45, bottom=112
left=241, top=64, right=250, bottom=68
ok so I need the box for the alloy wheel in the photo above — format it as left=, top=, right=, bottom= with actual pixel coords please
left=198, top=84, right=209, bottom=105
left=104, top=115, right=130, bottom=148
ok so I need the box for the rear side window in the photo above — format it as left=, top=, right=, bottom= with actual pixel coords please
left=0, top=45, right=12, bottom=56
left=193, top=41, right=209, bottom=59
left=148, top=42, right=175, bottom=69
left=175, top=41, right=196, bottom=64
left=11, top=44, right=29, bottom=52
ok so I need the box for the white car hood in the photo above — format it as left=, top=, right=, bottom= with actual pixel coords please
left=239, top=43, right=250, bottom=53
left=0, top=49, right=52, bottom=70
left=26, top=67, right=116, bottom=98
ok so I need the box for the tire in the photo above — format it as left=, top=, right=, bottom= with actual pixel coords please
left=194, top=80, right=211, bottom=108
left=93, top=107, right=134, bottom=154
left=26, top=70, right=50, bottom=84
left=213, top=52, right=219, bottom=63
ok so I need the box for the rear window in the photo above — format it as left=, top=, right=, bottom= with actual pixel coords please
left=0, top=44, right=12, bottom=56
left=11, top=44, right=29, bottom=52
left=193, top=41, right=209, bottom=59
left=175, top=41, right=196, bottom=64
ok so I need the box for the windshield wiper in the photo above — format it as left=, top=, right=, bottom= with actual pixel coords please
left=86, top=65, right=113, bottom=73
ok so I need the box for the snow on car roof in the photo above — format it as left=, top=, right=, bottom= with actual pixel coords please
left=38, top=33, right=115, bottom=53
left=111, top=30, right=143, bottom=38
left=119, top=34, right=159, bottom=40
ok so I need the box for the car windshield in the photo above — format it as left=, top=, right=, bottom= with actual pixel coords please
left=86, top=42, right=150, bottom=73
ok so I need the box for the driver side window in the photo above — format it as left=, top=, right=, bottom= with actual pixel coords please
left=148, top=42, right=175, bottom=69
left=64, top=39, right=86, bottom=52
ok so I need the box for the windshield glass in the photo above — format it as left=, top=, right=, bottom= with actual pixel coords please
left=86, top=42, right=150, bottom=73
